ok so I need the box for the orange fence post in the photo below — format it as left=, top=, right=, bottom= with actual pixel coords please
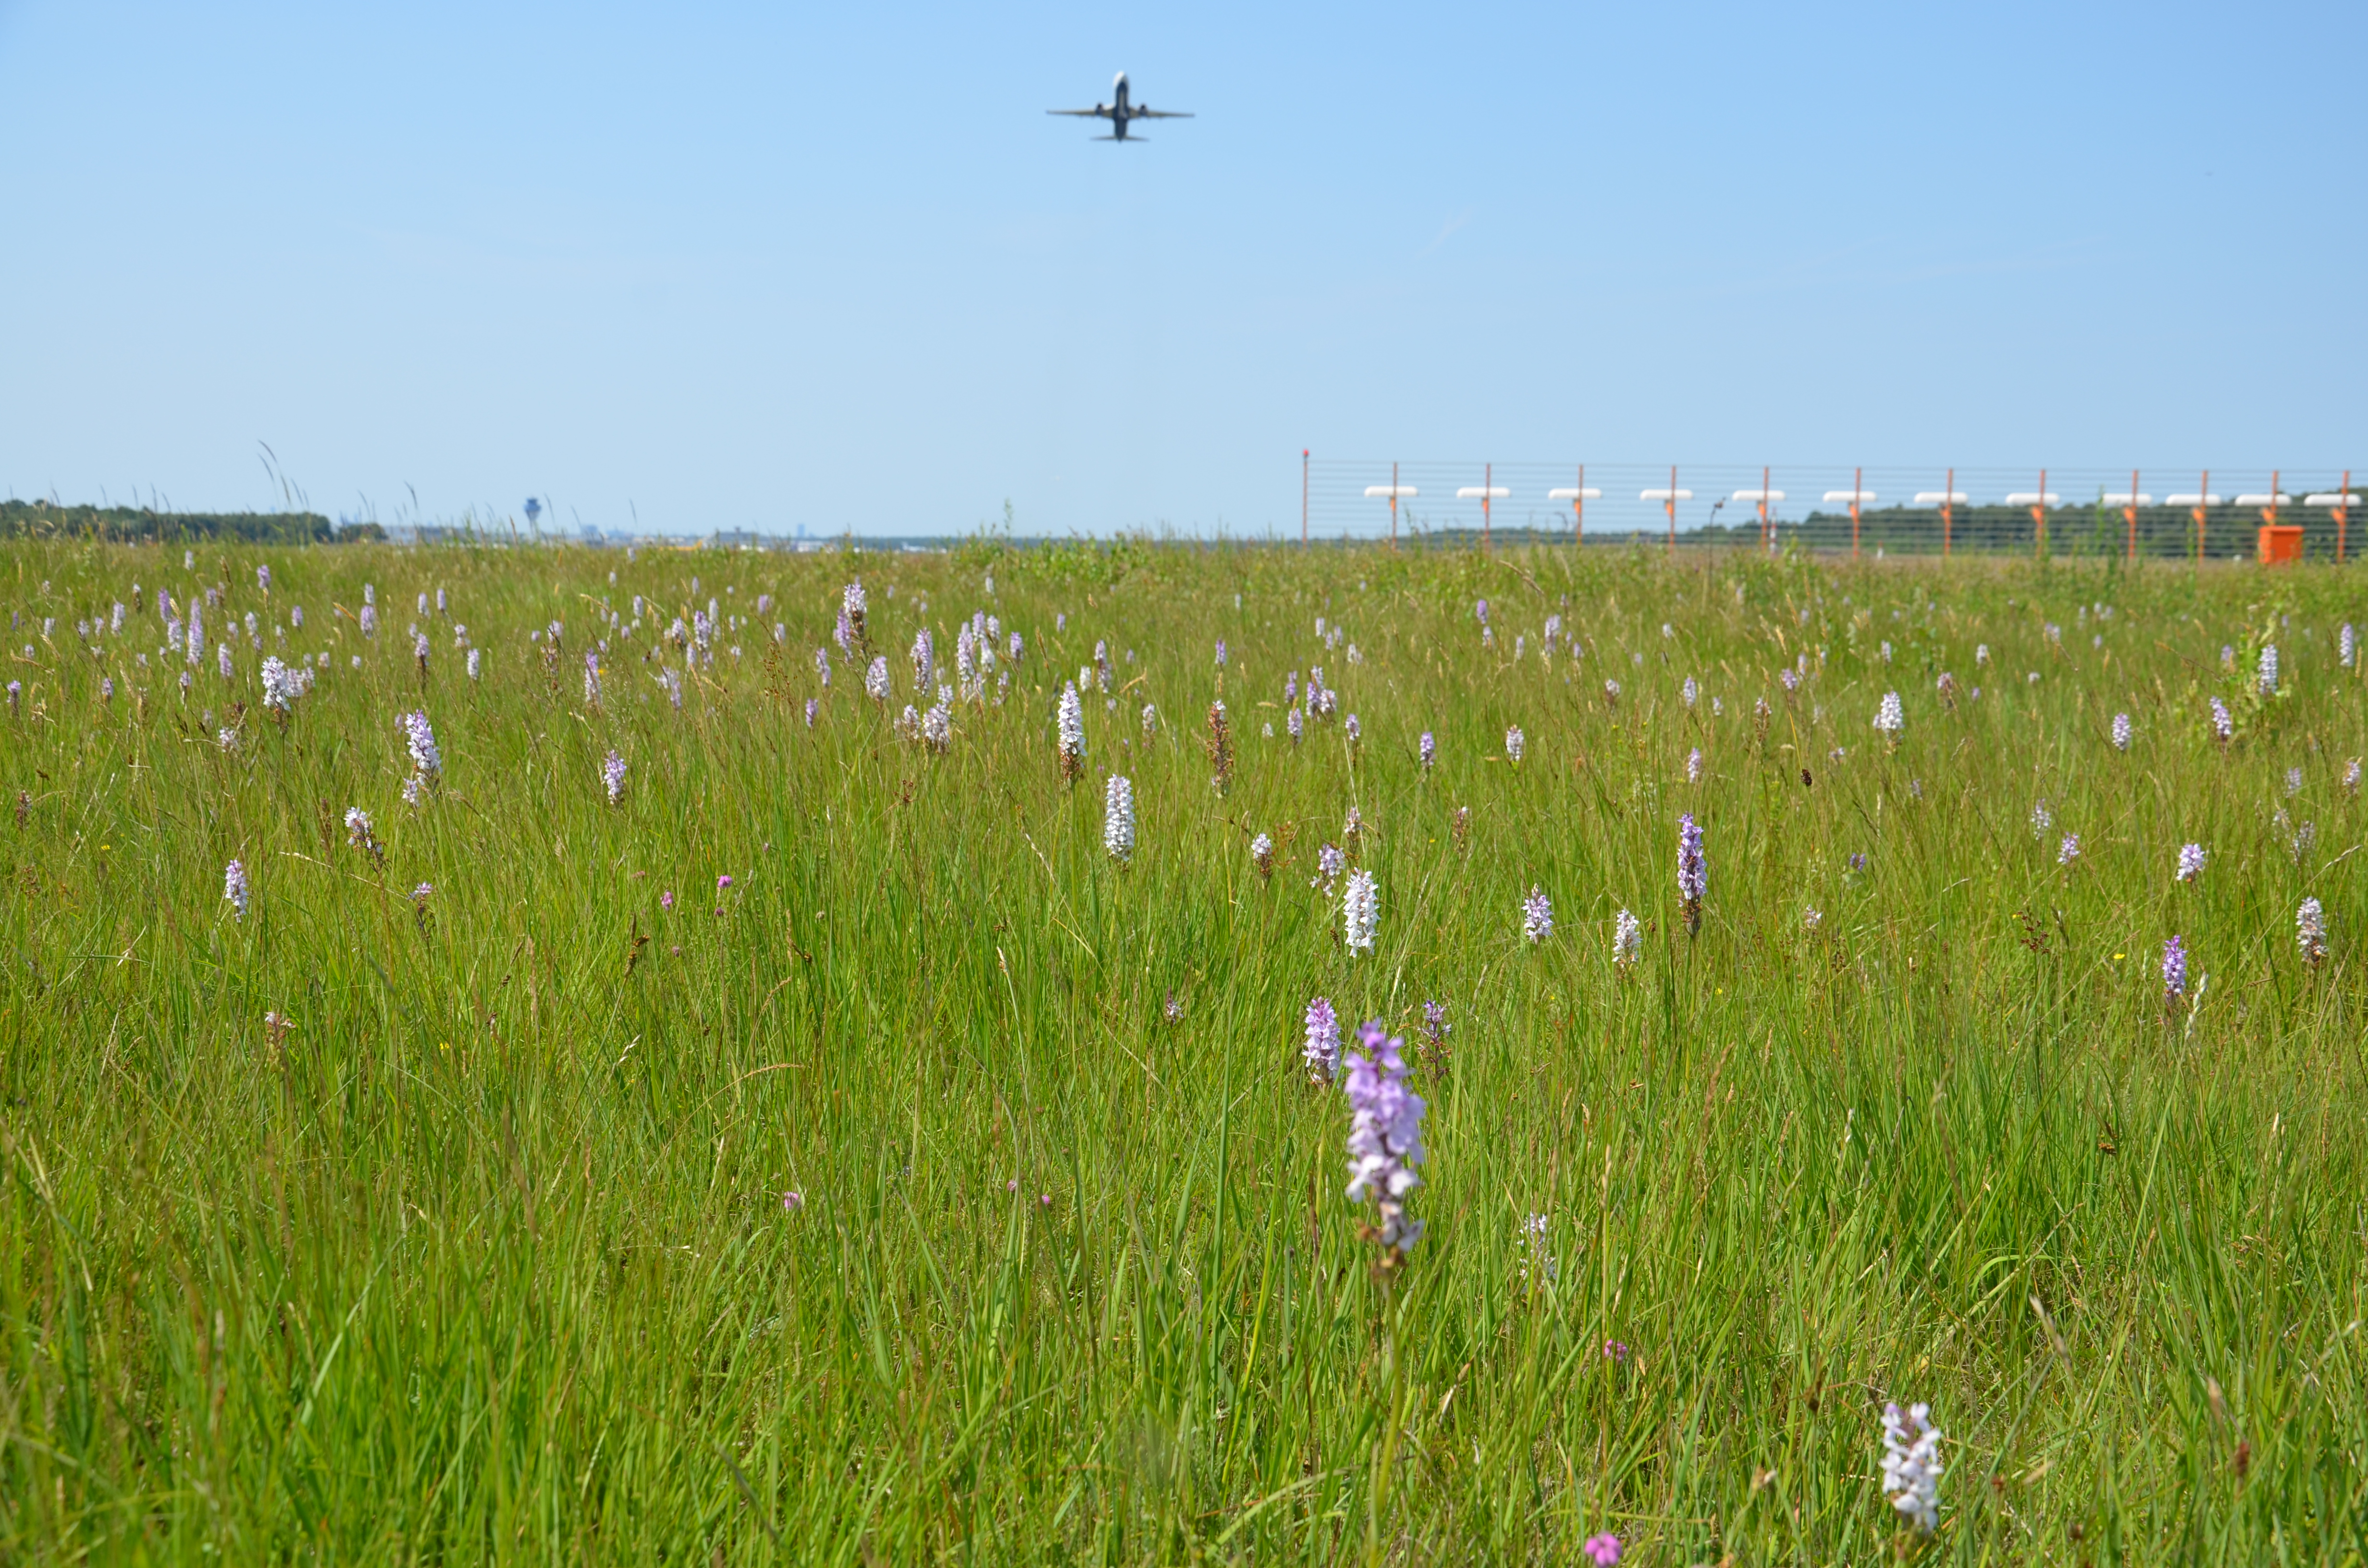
left=1640, top=468, right=1689, bottom=553
left=2007, top=473, right=2056, bottom=557
left=1362, top=465, right=1416, bottom=542
left=2304, top=474, right=2357, bottom=563
left=1550, top=467, right=1597, bottom=547
left=2343, top=470, right=2353, bottom=564
left=2195, top=470, right=2209, bottom=564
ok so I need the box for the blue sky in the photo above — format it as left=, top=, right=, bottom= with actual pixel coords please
left=1, top=1, right=2360, bottom=537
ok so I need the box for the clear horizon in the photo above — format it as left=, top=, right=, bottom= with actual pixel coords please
left=3, top=0, right=2360, bottom=538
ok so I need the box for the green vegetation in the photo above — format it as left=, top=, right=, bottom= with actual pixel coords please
left=0, top=501, right=377, bottom=546
left=1, top=538, right=2362, bottom=1562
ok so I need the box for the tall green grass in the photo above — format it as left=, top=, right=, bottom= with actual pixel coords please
left=0, top=538, right=2362, bottom=1563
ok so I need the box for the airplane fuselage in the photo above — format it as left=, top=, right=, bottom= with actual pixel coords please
left=1049, top=70, right=1189, bottom=142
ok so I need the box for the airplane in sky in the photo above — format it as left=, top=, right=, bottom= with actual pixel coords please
left=1048, top=72, right=1192, bottom=142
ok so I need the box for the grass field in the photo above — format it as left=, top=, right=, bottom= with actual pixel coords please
left=1, top=537, right=2363, bottom=1564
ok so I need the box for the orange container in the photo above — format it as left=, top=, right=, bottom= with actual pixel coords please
left=2259, top=525, right=2305, bottom=564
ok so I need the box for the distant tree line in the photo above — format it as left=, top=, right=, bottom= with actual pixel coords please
left=0, top=501, right=386, bottom=544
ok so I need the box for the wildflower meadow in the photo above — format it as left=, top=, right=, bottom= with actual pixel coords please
left=2, top=536, right=2363, bottom=1562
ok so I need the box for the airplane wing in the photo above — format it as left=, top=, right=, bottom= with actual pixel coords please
left=1130, top=108, right=1192, bottom=119
left=1048, top=106, right=1112, bottom=119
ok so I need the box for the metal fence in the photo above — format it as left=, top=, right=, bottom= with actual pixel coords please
left=1298, top=459, right=2365, bottom=561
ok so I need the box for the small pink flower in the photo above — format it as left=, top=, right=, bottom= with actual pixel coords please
left=1582, top=1533, right=1621, bottom=1566
left=782, top=1190, right=803, bottom=1212
left=1603, top=1339, right=1630, bottom=1363
left=1038, top=1193, right=1052, bottom=1208
left=1005, top=1178, right=1019, bottom=1193
left=717, top=873, right=733, bottom=890
left=660, top=890, right=675, bottom=910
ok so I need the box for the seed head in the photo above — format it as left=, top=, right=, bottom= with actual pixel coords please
left=1205, top=700, right=1233, bottom=793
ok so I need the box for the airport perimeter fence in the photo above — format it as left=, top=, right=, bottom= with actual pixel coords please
left=1298, top=459, right=2367, bottom=563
